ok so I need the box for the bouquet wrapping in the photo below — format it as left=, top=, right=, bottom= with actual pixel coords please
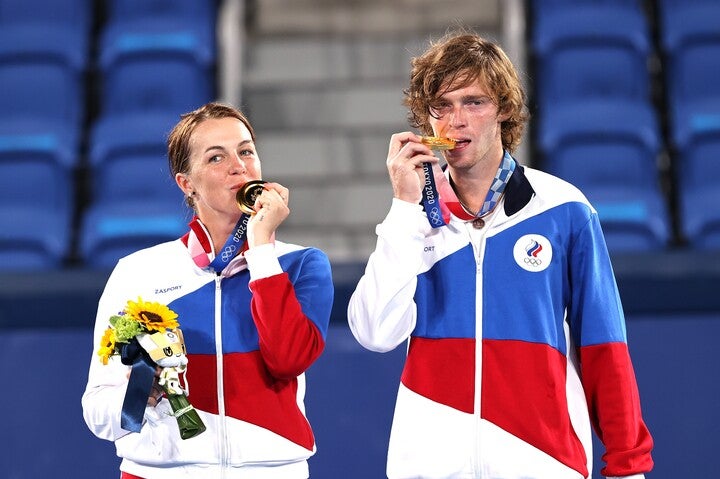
left=98, top=297, right=206, bottom=439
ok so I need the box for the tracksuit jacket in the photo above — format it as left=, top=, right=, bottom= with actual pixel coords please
left=82, top=221, right=333, bottom=479
left=348, top=159, right=654, bottom=479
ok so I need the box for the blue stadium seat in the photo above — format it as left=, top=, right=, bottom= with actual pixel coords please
left=531, top=2, right=652, bottom=108
left=659, top=1, right=720, bottom=248
left=659, top=1, right=720, bottom=129
left=532, top=0, right=641, bottom=3
left=79, top=200, right=191, bottom=269
left=104, top=0, right=216, bottom=26
left=672, top=99, right=720, bottom=248
left=98, top=17, right=215, bottom=117
left=0, top=118, right=78, bottom=209
left=0, top=0, right=93, bottom=34
left=538, top=99, right=661, bottom=188
left=681, top=188, right=720, bottom=250
left=672, top=100, right=720, bottom=169
left=660, top=1, right=720, bottom=96
left=589, top=186, right=671, bottom=252
left=0, top=206, right=70, bottom=270
left=529, top=0, right=646, bottom=25
left=89, top=112, right=180, bottom=204
left=0, top=118, right=79, bottom=268
left=538, top=99, right=671, bottom=251
left=0, top=24, right=88, bottom=124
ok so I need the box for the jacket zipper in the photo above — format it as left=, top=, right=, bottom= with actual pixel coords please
left=214, top=273, right=228, bottom=476
left=466, top=213, right=498, bottom=478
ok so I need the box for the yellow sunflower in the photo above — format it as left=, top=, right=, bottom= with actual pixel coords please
left=98, top=327, right=117, bottom=365
left=124, top=297, right=179, bottom=332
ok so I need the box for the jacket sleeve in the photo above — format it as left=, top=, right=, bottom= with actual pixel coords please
left=246, top=244, right=334, bottom=379
left=347, top=199, right=431, bottom=352
left=567, top=214, right=654, bottom=477
left=81, top=261, right=135, bottom=442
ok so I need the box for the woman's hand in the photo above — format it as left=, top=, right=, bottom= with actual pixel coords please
left=247, top=182, right=290, bottom=247
left=386, top=132, right=438, bottom=204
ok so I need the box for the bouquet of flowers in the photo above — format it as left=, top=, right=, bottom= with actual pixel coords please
left=97, top=297, right=206, bottom=440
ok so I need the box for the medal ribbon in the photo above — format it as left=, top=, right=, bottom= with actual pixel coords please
left=208, top=213, right=251, bottom=271
left=425, top=151, right=517, bottom=223
left=186, top=215, right=251, bottom=272
left=421, top=162, right=446, bottom=228
left=477, top=152, right=515, bottom=216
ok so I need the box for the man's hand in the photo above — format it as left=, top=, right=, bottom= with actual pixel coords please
left=386, top=132, right=439, bottom=204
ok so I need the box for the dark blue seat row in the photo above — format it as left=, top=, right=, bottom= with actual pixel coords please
left=529, top=0, right=720, bottom=250
left=0, top=0, right=217, bottom=270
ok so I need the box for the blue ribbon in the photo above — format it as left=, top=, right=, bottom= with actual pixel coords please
left=120, top=339, right=157, bottom=433
left=209, top=213, right=251, bottom=272
left=421, top=162, right=446, bottom=228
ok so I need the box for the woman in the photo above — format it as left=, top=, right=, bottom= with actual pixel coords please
left=82, top=102, right=334, bottom=478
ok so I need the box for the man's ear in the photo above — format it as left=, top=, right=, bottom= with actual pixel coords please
left=497, top=106, right=511, bottom=123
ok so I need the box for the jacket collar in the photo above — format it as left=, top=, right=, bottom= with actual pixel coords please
left=502, top=159, right=535, bottom=217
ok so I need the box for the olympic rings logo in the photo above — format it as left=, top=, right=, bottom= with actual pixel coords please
left=220, top=244, right=237, bottom=261
left=429, top=207, right=441, bottom=224
left=523, top=257, right=543, bottom=267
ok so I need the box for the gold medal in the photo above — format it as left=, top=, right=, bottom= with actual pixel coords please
left=421, top=136, right=456, bottom=150
left=236, top=180, right=266, bottom=215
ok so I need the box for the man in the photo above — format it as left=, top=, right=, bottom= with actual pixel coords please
left=347, top=30, right=653, bottom=479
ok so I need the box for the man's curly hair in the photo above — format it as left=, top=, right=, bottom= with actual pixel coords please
left=404, top=30, right=529, bottom=153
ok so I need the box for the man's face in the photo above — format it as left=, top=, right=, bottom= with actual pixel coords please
left=428, top=79, right=506, bottom=170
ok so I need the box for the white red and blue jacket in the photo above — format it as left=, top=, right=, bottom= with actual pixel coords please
left=348, top=160, right=653, bottom=479
left=82, top=221, right=333, bottom=479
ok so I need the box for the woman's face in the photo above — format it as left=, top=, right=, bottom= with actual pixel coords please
left=176, top=117, right=261, bottom=224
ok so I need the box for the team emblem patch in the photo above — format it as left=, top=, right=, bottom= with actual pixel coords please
left=513, top=234, right=552, bottom=272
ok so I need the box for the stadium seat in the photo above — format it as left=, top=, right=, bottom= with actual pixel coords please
left=660, top=1, right=720, bottom=96
left=81, top=112, right=192, bottom=268
left=0, top=2, right=87, bottom=268
left=681, top=188, right=720, bottom=250
left=658, top=1, right=720, bottom=128
left=88, top=112, right=180, bottom=204
left=531, top=0, right=643, bottom=7
left=79, top=200, right=191, bottom=269
left=529, top=0, right=646, bottom=26
left=538, top=99, right=661, bottom=188
left=589, top=186, right=671, bottom=252
left=0, top=118, right=78, bottom=268
left=97, top=17, right=215, bottom=117
left=104, top=0, right=216, bottom=26
left=0, top=118, right=78, bottom=209
left=672, top=99, right=720, bottom=248
left=531, top=2, right=652, bottom=108
left=0, top=24, right=88, bottom=124
left=0, top=0, right=93, bottom=34
left=538, top=99, right=670, bottom=251
left=0, top=206, right=70, bottom=270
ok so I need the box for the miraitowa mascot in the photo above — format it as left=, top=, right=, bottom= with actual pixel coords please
left=135, top=329, right=206, bottom=439
left=137, top=329, right=189, bottom=396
